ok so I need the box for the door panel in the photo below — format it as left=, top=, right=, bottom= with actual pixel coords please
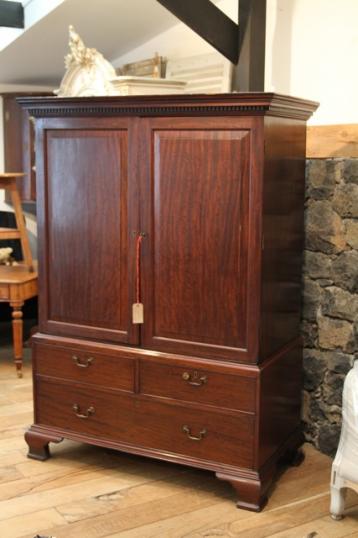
left=40, top=123, right=138, bottom=344
left=141, top=118, right=262, bottom=362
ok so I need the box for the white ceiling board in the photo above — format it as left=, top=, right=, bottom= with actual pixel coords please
left=0, top=0, right=182, bottom=85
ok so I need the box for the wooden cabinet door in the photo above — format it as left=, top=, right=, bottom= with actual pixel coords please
left=37, top=117, right=139, bottom=344
left=140, top=117, right=262, bottom=363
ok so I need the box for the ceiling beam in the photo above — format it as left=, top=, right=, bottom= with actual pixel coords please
left=156, top=0, right=266, bottom=92
left=0, top=0, right=24, bottom=29
left=157, top=0, right=239, bottom=64
left=233, top=0, right=266, bottom=91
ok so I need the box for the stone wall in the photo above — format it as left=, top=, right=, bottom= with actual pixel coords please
left=303, top=158, right=358, bottom=456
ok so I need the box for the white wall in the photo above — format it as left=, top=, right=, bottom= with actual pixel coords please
left=0, top=0, right=66, bottom=52
left=113, top=0, right=237, bottom=67
left=114, top=0, right=358, bottom=126
left=265, top=0, right=358, bottom=125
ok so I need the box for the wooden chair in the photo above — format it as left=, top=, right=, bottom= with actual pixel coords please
left=0, top=173, right=38, bottom=377
left=330, top=361, right=358, bottom=520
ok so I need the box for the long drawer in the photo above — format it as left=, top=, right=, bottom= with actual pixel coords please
left=34, top=342, right=135, bottom=392
left=140, top=360, right=256, bottom=412
left=35, top=378, right=255, bottom=468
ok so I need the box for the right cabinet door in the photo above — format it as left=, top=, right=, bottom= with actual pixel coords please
left=141, top=117, right=262, bottom=363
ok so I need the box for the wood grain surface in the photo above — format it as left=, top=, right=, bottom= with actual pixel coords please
left=307, top=124, right=358, bottom=158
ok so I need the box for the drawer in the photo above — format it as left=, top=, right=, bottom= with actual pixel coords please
left=0, top=285, right=9, bottom=300
left=140, top=361, right=256, bottom=412
left=34, top=343, right=134, bottom=392
left=36, top=378, right=254, bottom=468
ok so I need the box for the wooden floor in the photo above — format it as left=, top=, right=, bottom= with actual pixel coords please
left=0, top=344, right=357, bottom=538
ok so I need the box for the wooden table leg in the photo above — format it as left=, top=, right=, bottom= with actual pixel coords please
left=10, top=301, right=24, bottom=378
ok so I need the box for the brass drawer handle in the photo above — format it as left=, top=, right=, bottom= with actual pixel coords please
left=72, top=404, right=95, bottom=419
left=182, top=371, right=207, bottom=387
left=182, top=425, right=207, bottom=441
left=72, top=355, right=94, bottom=368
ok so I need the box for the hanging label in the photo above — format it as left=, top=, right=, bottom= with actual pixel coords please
left=132, top=302, right=144, bottom=324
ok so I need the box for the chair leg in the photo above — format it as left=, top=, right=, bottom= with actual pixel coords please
left=331, top=470, right=346, bottom=520
left=10, top=301, right=24, bottom=378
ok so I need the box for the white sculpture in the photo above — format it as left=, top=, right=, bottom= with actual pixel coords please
left=330, top=360, right=358, bottom=519
left=0, top=247, right=13, bottom=265
left=55, top=25, right=117, bottom=97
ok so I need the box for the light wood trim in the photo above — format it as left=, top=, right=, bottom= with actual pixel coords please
left=0, top=172, right=25, bottom=179
left=0, top=228, right=21, bottom=239
left=307, top=123, right=358, bottom=158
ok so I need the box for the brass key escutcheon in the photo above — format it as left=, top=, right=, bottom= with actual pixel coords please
left=182, top=371, right=207, bottom=386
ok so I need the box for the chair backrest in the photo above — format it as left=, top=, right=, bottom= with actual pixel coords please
left=342, top=361, right=358, bottom=428
left=0, top=174, right=34, bottom=271
left=0, top=211, right=22, bottom=260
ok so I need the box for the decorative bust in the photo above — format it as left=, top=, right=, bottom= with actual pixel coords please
left=0, top=247, right=14, bottom=265
left=55, top=25, right=117, bottom=97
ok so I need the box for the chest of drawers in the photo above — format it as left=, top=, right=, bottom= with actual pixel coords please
left=21, top=93, right=317, bottom=510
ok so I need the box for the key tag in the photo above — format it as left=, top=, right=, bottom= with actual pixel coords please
left=133, top=232, right=145, bottom=324
left=132, top=302, right=144, bottom=324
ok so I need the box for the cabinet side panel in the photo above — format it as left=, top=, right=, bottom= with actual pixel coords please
left=258, top=341, right=302, bottom=467
left=260, top=117, right=307, bottom=358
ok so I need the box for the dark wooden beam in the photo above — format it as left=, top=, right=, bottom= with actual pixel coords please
left=157, top=0, right=239, bottom=64
left=233, top=0, right=266, bottom=91
left=0, top=0, right=24, bottom=28
left=156, top=0, right=266, bottom=92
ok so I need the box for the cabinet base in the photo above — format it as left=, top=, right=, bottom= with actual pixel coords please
left=216, top=442, right=305, bottom=511
left=280, top=447, right=305, bottom=467
left=23, top=424, right=304, bottom=511
left=216, top=472, right=267, bottom=511
left=25, top=427, right=63, bottom=461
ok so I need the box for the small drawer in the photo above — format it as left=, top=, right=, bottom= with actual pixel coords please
left=0, top=285, right=9, bottom=300
left=34, top=342, right=134, bottom=392
left=140, top=361, right=256, bottom=412
left=36, top=378, right=254, bottom=469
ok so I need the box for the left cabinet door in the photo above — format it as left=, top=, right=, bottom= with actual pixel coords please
left=37, top=118, right=139, bottom=344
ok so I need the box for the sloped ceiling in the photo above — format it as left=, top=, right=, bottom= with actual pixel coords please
left=0, top=0, right=185, bottom=85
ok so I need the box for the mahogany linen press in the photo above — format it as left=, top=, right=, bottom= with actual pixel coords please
left=20, top=93, right=318, bottom=511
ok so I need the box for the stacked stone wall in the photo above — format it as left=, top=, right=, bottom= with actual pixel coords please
left=303, top=158, right=358, bottom=455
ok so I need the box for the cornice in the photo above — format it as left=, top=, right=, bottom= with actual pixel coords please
left=17, top=93, right=319, bottom=121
